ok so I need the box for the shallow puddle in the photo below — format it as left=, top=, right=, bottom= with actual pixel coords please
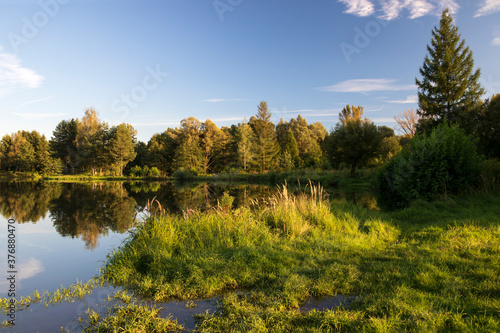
left=158, top=298, right=219, bottom=331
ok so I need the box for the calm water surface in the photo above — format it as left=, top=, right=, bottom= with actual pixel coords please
left=0, top=181, right=375, bottom=331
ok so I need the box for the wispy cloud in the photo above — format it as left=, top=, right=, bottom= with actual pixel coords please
left=12, top=112, right=66, bottom=120
left=132, top=121, right=180, bottom=127
left=203, top=98, right=249, bottom=103
left=0, top=47, right=44, bottom=97
left=492, top=37, right=500, bottom=46
left=270, top=108, right=316, bottom=114
left=338, top=0, right=375, bottom=17
left=407, top=0, right=435, bottom=19
left=387, top=95, right=418, bottom=104
left=365, top=105, right=384, bottom=112
left=474, top=0, right=500, bottom=17
left=10, top=96, right=53, bottom=110
left=212, top=116, right=246, bottom=122
left=319, top=78, right=416, bottom=93
left=372, top=117, right=398, bottom=123
left=0, top=258, right=44, bottom=290
left=434, top=0, right=460, bottom=14
left=339, top=0, right=460, bottom=20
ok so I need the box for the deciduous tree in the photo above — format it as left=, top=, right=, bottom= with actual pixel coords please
left=109, top=123, right=137, bottom=176
left=327, top=105, right=381, bottom=177
left=394, top=109, right=420, bottom=137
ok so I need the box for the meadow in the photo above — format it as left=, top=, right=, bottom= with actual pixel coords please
left=94, top=183, right=500, bottom=332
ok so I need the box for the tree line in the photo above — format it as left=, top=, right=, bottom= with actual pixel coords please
left=1, top=9, right=499, bottom=178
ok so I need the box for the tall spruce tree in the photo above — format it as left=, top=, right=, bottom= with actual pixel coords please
left=415, top=8, right=485, bottom=133
left=250, top=101, right=280, bottom=172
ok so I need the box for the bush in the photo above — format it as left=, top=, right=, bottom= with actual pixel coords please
left=148, top=167, right=161, bottom=177
left=129, top=165, right=142, bottom=177
left=379, top=123, right=483, bottom=209
left=478, top=158, right=500, bottom=193
left=129, top=165, right=161, bottom=177
left=172, top=168, right=197, bottom=181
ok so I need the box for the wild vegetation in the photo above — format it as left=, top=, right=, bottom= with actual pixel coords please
left=95, top=185, right=500, bottom=332
left=0, top=8, right=499, bottom=332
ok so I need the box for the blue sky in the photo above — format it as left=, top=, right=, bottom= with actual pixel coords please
left=1, top=0, right=499, bottom=142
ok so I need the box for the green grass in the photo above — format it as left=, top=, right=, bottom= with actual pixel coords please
left=100, top=184, right=500, bottom=332
left=79, top=290, right=183, bottom=333
left=0, top=279, right=102, bottom=314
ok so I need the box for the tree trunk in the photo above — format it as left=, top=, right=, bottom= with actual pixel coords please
left=350, top=163, right=357, bottom=178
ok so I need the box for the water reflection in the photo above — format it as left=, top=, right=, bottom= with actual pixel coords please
left=0, top=182, right=63, bottom=223
left=0, top=181, right=379, bottom=250
left=50, top=183, right=136, bottom=250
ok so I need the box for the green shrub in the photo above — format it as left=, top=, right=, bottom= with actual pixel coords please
left=172, top=167, right=197, bottom=181
left=129, top=165, right=142, bottom=177
left=478, top=158, right=500, bottom=193
left=379, top=123, right=483, bottom=209
left=148, top=167, right=161, bottom=177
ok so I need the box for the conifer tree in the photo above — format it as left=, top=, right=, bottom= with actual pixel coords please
left=415, top=8, right=485, bottom=133
left=50, top=119, right=79, bottom=173
left=250, top=101, right=280, bottom=172
left=284, top=130, right=300, bottom=167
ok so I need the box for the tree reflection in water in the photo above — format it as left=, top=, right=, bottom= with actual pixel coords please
left=0, top=181, right=379, bottom=250
left=50, top=183, right=136, bottom=249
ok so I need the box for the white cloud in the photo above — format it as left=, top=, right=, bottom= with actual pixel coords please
left=319, top=78, right=416, bottom=93
left=12, top=112, right=66, bottom=120
left=18, top=258, right=45, bottom=280
left=387, top=95, right=418, bottom=103
left=0, top=258, right=44, bottom=290
left=407, top=0, right=435, bottom=19
left=0, top=47, right=44, bottom=97
left=434, top=0, right=460, bottom=14
left=340, top=0, right=460, bottom=20
left=380, top=0, right=405, bottom=20
left=204, top=99, right=225, bottom=102
left=474, top=0, right=500, bottom=17
left=338, top=0, right=375, bottom=17
left=492, top=37, right=500, bottom=46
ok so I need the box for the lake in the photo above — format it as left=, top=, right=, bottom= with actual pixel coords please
left=0, top=180, right=376, bottom=331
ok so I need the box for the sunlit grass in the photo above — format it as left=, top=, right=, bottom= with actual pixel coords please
left=7, top=182, right=495, bottom=331
left=100, top=182, right=500, bottom=331
left=79, top=290, right=183, bottom=333
left=0, top=279, right=102, bottom=314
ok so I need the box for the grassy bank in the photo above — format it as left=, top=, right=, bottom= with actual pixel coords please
left=100, top=185, right=500, bottom=332
left=174, top=168, right=378, bottom=191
